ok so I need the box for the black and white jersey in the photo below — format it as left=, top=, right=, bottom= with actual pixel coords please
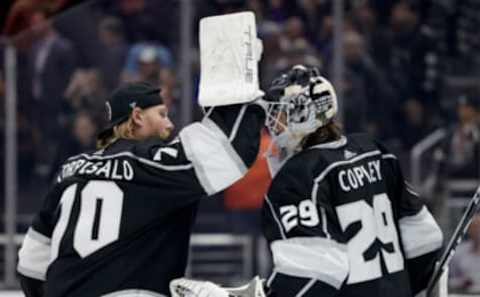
left=263, top=133, right=443, bottom=297
left=17, top=103, right=265, bottom=297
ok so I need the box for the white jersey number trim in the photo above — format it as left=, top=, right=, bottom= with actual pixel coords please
left=51, top=181, right=124, bottom=261
left=336, top=193, right=404, bottom=284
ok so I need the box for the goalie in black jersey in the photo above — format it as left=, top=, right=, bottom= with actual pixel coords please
left=16, top=81, right=266, bottom=297
left=168, top=66, right=446, bottom=297
left=260, top=65, right=444, bottom=297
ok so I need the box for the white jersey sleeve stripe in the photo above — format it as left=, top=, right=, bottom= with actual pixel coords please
left=179, top=118, right=247, bottom=195
left=270, top=237, right=349, bottom=289
left=17, top=227, right=51, bottom=280
left=68, top=152, right=193, bottom=171
left=295, top=279, right=316, bottom=297
left=399, top=206, right=443, bottom=259
left=267, top=271, right=278, bottom=287
left=228, top=104, right=247, bottom=141
left=265, top=195, right=287, bottom=239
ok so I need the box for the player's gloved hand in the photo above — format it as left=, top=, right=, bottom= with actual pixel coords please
left=170, top=276, right=267, bottom=297
left=224, top=276, right=266, bottom=297
left=170, top=278, right=228, bottom=297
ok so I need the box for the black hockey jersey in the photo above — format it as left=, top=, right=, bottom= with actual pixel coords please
left=263, top=134, right=443, bottom=297
left=17, top=104, right=265, bottom=297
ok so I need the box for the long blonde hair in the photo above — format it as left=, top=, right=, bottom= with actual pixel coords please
left=301, top=121, right=343, bottom=149
left=97, top=117, right=136, bottom=149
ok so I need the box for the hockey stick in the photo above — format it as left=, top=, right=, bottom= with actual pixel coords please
left=426, top=185, right=480, bottom=297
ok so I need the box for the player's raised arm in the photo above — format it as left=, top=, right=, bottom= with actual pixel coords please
left=178, top=11, right=265, bottom=195
left=178, top=103, right=265, bottom=196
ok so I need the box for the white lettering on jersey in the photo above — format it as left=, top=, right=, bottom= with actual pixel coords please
left=338, top=160, right=382, bottom=192
left=61, top=159, right=135, bottom=181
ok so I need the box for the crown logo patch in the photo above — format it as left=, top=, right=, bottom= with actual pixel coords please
left=344, top=150, right=357, bottom=160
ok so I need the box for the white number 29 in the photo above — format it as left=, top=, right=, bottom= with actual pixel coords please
left=336, top=193, right=404, bottom=284
left=280, top=199, right=320, bottom=232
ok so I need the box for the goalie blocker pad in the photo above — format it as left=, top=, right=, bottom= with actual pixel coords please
left=199, top=11, right=264, bottom=107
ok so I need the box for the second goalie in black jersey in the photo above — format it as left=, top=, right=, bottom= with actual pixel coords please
left=262, top=66, right=444, bottom=297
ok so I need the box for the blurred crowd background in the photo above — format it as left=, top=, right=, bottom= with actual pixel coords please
left=1, top=0, right=480, bottom=292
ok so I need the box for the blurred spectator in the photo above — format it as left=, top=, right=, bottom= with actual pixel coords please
left=0, top=69, right=4, bottom=99
left=0, top=69, right=4, bottom=192
left=64, top=68, right=107, bottom=117
left=435, top=94, right=480, bottom=180
left=297, top=0, right=323, bottom=40
left=259, top=24, right=282, bottom=87
left=2, top=0, right=69, bottom=36
left=17, top=110, right=36, bottom=185
left=97, top=16, right=128, bottom=89
left=122, top=46, right=161, bottom=85
left=335, top=29, right=396, bottom=138
left=350, top=2, right=391, bottom=68
left=114, top=0, right=177, bottom=44
left=430, top=94, right=480, bottom=228
left=122, top=43, right=173, bottom=83
left=272, top=16, right=321, bottom=75
left=247, top=0, right=265, bottom=23
left=26, top=4, right=76, bottom=162
left=351, top=2, right=377, bottom=38
left=383, top=1, right=442, bottom=110
left=397, top=98, right=434, bottom=150
left=453, top=0, right=480, bottom=61
left=265, top=0, right=300, bottom=24
left=278, top=16, right=311, bottom=53
left=48, top=111, right=98, bottom=181
left=450, top=215, right=480, bottom=293
left=314, top=14, right=334, bottom=59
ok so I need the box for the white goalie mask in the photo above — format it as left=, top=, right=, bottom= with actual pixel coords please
left=265, top=65, right=338, bottom=152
